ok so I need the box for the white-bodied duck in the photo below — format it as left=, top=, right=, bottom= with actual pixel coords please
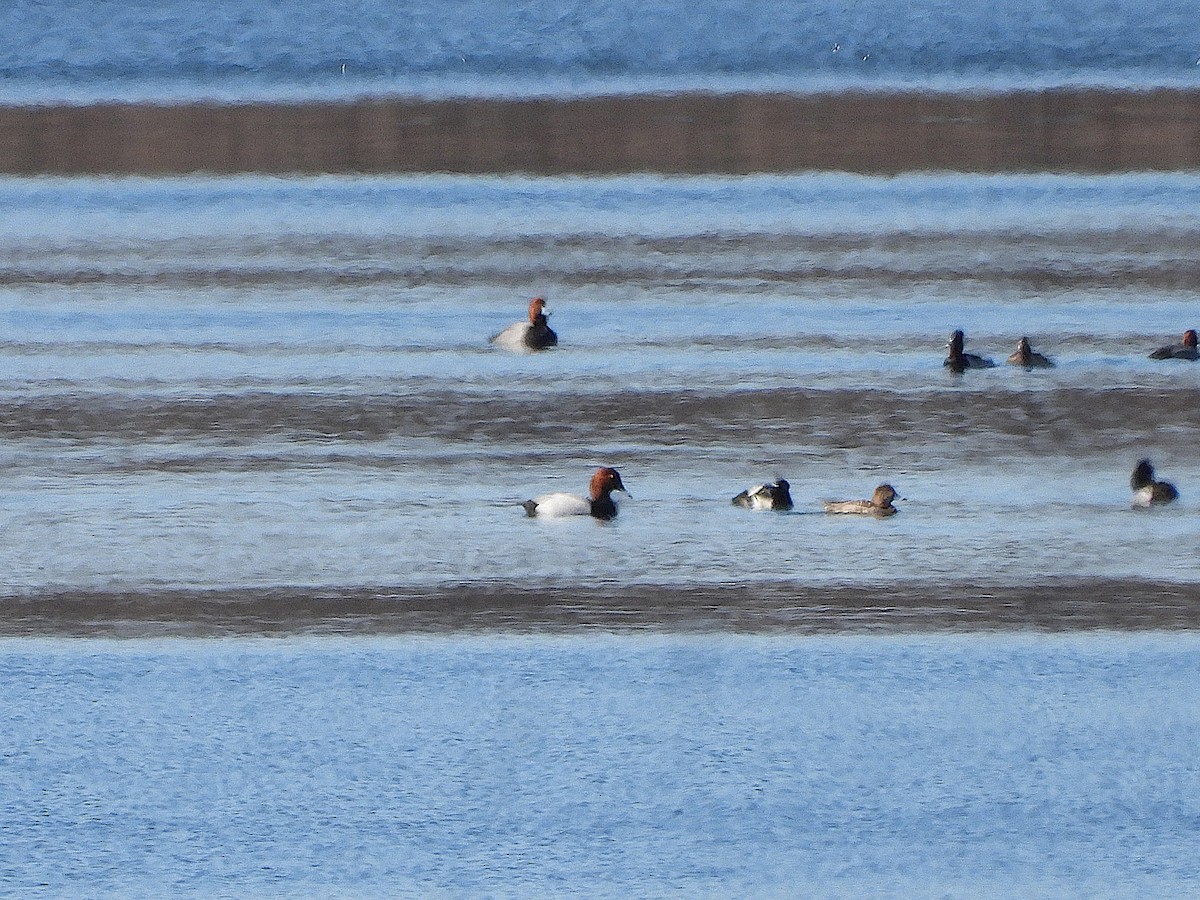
left=491, top=297, right=558, bottom=352
left=523, top=467, right=628, bottom=520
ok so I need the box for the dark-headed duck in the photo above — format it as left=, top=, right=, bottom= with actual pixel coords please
left=824, top=483, right=901, bottom=517
left=1006, top=336, right=1055, bottom=368
left=732, top=479, right=794, bottom=511
left=944, top=330, right=995, bottom=373
left=1149, top=329, right=1198, bottom=361
left=523, top=467, right=628, bottom=520
left=491, top=297, right=558, bottom=351
left=1130, top=459, right=1178, bottom=507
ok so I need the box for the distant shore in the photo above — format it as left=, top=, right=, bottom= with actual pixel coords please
left=2, top=89, right=1200, bottom=175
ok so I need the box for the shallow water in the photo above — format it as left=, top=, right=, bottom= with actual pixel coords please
left=2, top=633, right=1198, bottom=897
left=1, top=173, right=1198, bottom=607
left=4, top=123, right=1200, bottom=900
left=8, top=6, right=1200, bottom=896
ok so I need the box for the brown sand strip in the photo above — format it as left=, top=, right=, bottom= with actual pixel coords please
left=2, top=90, right=1200, bottom=175
left=2, top=580, right=1199, bottom=637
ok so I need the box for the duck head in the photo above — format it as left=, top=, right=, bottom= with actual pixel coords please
left=589, top=467, right=629, bottom=500
left=528, top=297, right=549, bottom=325
left=1131, top=459, right=1156, bottom=491
left=872, top=483, right=899, bottom=509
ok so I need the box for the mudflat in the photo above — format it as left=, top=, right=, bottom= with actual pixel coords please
left=3, top=89, right=1200, bottom=175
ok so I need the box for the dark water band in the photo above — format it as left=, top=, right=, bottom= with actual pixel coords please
left=2, top=579, right=1198, bottom=636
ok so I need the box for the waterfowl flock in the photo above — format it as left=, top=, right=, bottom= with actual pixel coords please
left=505, top=303, right=1191, bottom=519
left=943, top=327, right=1200, bottom=371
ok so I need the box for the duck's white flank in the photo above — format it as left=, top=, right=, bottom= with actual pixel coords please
left=524, top=492, right=595, bottom=517
left=491, top=321, right=533, bottom=352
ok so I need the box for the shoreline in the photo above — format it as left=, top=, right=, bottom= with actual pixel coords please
left=2, top=88, right=1200, bottom=175
left=2, top=579, right=1199, bottom=637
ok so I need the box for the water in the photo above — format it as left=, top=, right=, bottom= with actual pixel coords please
left=2, top=632, right=1199, bottom=896
left=3, top=0, right=1200, bottom=103
left=5, top=5, right=1200, bottom=893
left=4, top=172, right=1199, bottom=895
left=2, top=172, right=1199, bottom=600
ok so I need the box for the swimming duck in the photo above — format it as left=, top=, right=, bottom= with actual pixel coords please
left=1006, top=336, right=1055, bottom=368
left=522, top=467, right=628, bottom=520
left=1148, top=329, right=1198, bottom=361
left=1130, top=459, right=1178, bottom=507
left=491, top=297, right=558, bottom=351
left=944, top=330, right=995, bottom=373
left=823, top=484, right=901, bottom=517
left=731, top=479, right=794, bottom=511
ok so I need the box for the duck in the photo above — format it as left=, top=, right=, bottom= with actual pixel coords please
left=1130, top=459, right=1178, bottom=507
left=823, top=483, right=901, bottom=517
left=944, top=330, right=995, bottom=373
left=1006, top=336, right=1055, bottom=368
left=522, top=467, right=628, bottom=520
left=1148, top=329, right=1198, bottom=361
left=491, top=297, right=558, bottom=352
left=731, top=479, right=794, bottom=511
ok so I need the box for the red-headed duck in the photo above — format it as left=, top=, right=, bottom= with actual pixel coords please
left=944, top=330, right=995, bottom=373
left=731, top=479, right=794, bottom=511
left=491, top=297, right=558, bottom=352
left=823, top=484, right=901, bottom=517
left=522, top=467, right=628, bottom=520
left=1130, top=459, right=1178, bottom=507
left=1148, top=329, right=1198, bottom=361
left=1006, top=336, right=1055, bottom=368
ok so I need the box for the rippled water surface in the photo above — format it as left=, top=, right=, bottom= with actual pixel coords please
left=4, top=169, right=1200, bottom=897
left=4, top=0, right=1200, bottom=101
left=8, top=4, right=1200, bottom=895
left=3, top=633, right=1199, bottom=896
left=1, top=173, right=1199, bottom=604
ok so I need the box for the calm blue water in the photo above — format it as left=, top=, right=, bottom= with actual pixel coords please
left=3, top=0, right=1200, bottom=102
left=2, top=633, right=1199, bottom=897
